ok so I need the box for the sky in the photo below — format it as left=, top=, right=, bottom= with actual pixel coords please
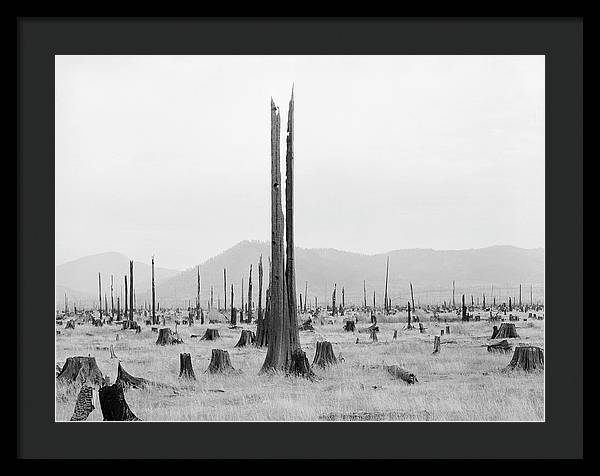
left=55, top=55, right=545, bottom=270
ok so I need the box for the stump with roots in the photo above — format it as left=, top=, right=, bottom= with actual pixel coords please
left=56, top=356, right=104, bottom=387
left=506, top=346, right=544, bottom=371
left=116, top=361, right=151, bottom=389
left=343, top=320, right=356, bottom=332
left=385, top=365, right=418, bottom=384
left=99, top=382, right=141, bottom=421
left=179, top=353, right=196, bottom=380
left=70, top=385, right=95, bottom=421
left=487, top=339, right=512, bottom=353
left=312, top=341, right=338, bottom=368
left=494, top=323, right=519, bottom=339
left=206, top=349, right=238, bottom=374
left=287, top=349, right=316, bottom=380
left=200, top=328, right=221, bottom=341
left=65, top=320, right=75, bottom=330
left=432, top=336, right=441, bottom=354
left=156, top=328, right=183, bottom=345
left=299, top=319, right=314, bottom=331
left=234, top=330, right=255, bottom=347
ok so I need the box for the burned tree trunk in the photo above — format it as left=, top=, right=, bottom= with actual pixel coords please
left=223, top=268, right=227, bottom=313
left=247, top=264, right=253, bottom=323
left=344, top=320, right=356, bottom=332
left=179, top=353, right=196, bottom=380
left=98, top=272, right=102, bottom=320
left=206, top=349, right=237, bottom=374
left=151, top=256, right=156, bottom=325
left=487, top=339, right=512, bottom=353
left=99, top=382, right=141, bottom=421
left=200, top=328, right=221, bottom=341
left=363, top=280, right=367, bottom=310
left=506, top=346, right=544, bottom=371
left=110, top=275, right=114, bottom=322
left=494, top=323, right=519, bottom=339
left=462, top=294, right=467, bottom=321
left=256, top=286, right=269, bottom=347
left=410, top=281, right=415, bottom=314
left=385, top=365, right=418, bottom=384
left=432, top=336, right=441, bottom=354
left=57, top=356, right=104, bottom=387
left=406, top=301, right=413, bottom=329
left=235, top=329, right=256, bottom=347
left=312, top=341, right=337, bottom=368
left=304, top=281, right=308, bottom=313
left=196, top=266, right=201, bottom=324
left=129, top=260, right=134, bottom=321
left=332, top=284, right=337, bottom=316
left=384, top=257, right=390, bottom=314
left=124, top=275, right=128, bottom=319
left=230, top=284, right=236, bottom=326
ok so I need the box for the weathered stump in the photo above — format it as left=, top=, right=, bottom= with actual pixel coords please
left=206, top=349, right=237, bottom=374
left=385, top=365, right=418, bottom=384
left=370, top=328, right=378, bottom=342
left=179, top=353, right=196, bottom=380
left=70, top=385, right=95, bottom=421
left=235, top=329, right=256, bottom=347
left=506, top=346, right=544, bottom=371
left=491, top=325, right=499, bottom=339
left=393, top=330, right=398, bottom=340
left=441, top=329, right=444, bottom=336
left=115, top=361, right=150, bottom=389
left=487, top=339, right=512, bottom=353
left=312, top=341, right=338, bottom=368
left=156, top=328, right=183, bottom=345
left=494, top=323, right=519, bottom=339
left=299, top=319, right=314, bottom=331
left=200, top=328, right=221, bottom=341
left=432, top=336, right=441, bottom=354
left=56, top=356, right=103, bottom=387
left=344, top=320, right=356, bottom=332
left=419, top=323, right=425, bottom=333
left=109, top=344, right=117, bottom=359
left=65, top=320, right=75, bottom=330
left=445, top=325, right=450, bottom=334
left=98, top=382, right=141, bottom=421
left=287, top=349, right=316, bottom=380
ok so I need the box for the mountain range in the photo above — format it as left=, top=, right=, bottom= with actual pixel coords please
left=56, top=242, right=544, bottom=309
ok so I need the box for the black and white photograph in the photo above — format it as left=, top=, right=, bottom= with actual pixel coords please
left=54, top=54, right=545, bottom=422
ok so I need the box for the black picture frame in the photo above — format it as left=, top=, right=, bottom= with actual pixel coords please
left=17, top=17, right=583, bottom=459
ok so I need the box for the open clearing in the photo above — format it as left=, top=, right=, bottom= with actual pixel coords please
left=56, top=311, right=544, bottom=422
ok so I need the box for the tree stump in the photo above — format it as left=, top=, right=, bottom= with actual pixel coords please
left=56, top=356, right=103, bottom=387
left=393, top=330, right=397, bottom=340
left=312, top=341, right=338, bottom=368
left=287, top=349, right=315, bottom=380
left=70, top=385, right=95, bottom=421
left=65, top=320, right=75, bottom=330
left=109, top=344, right=117, bottom=359
left=441, top=329, right=444, bottom=336
left=98, top=382, right=141, bottom=421
left=419, top=323, right=425, bottom=333
left=385, top=365, right=418, bottom=384
left=432, top=336, right=441, bottom=354
left=370, top=328, right=378, bottom=342
left=445, top=326, right=450, bottom=334
left=344, top=320, right=356, bottom=332
left=494, top=323, right=519, bottom=339
left=179, top=353, right=196, bottom=380
left=487, top=339, right=512, bottom=353
left=506, top=346, right=544, bottom=371
left=200, top=328, right=220, bottom=341
left=115, top=361, right=150, bottom=389
left=156, top=328, right=183, bottom=345
left=206, top=349, right=237, bottom=374
left=299, top=318, right=314, bottom=331
left=235, top=329, right=256, bottom=347
left=491, top=325, right=499, bottom=339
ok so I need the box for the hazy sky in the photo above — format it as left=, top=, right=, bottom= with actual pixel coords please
left=55, top=55, right=544, bottom=270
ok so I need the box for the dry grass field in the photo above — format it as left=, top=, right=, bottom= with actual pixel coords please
left=55, top=311, right=544, bottom=422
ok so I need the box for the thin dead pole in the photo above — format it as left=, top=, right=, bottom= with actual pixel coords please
left=110, top=275, right=114, bottom=321
left=452, top=280, right=456, bottom=309
left=129, top=260, right=134, bottom=321
left=363, top=280, right=367, bottom=310
left=196, top=266, right=201, bottom=324
left=304, top=281, right=308, bottom=313
left=98, top=272, right=102, bottom=320
left=124, top=275, right=128, bottom=319
left=248, top=264, right=253, bottom=323
left=410, top=282, right=415, bottom=312
left=384, top=257, right=390, bottom=314
left=151, top=256, right=156, bottom=325
left=223, top=268, right=227, bottom=312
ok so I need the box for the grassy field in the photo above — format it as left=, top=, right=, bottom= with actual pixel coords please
left=55, top=311, right=544, bottom=422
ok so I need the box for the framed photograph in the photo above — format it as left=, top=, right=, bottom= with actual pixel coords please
left=17, top=17, right=582, bottom=459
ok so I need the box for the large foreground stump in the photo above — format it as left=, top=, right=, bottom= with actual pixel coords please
left=57, top=356, right=103, bottom=387
left=487, top=339, right=512, bottom=353
left=70, top=385, right=95, bottom=421
left=200, top=328, right=221, bottom=341
left=385, top=365, right=418, bottom=384
left=494, top=323, right=520, bottom=339
left=343, top=320, right=356, bottom=332
left=156, top=328, right=183, bottom=345
left=116, top=361, right=150, bottom=389
left=287, top=349, right=316, bottom=380
left=312, top=341, right=338, bottom=368
left=98, top=382, right=141, bottom=421
left=235, top=330, right=256, bottom=347
left=179, top=353, right=196, bottom=380
left=506, top=346, right=544, bottom=371
left=206, top=349, right=237, bottom=374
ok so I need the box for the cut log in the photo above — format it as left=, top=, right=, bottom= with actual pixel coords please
left=235, top=329, right=256, bottom=347
left=115, top=361, right=150, bottom=389
left=487, top=339, right=512, bottom=353
left=156, top=327, right=183, bottom=345
left=432, top=336, right=441, bottom=354
left=494, top=323, right=519, bottom=339
left=506, top=346, right=544, bottom=371
left=385, top=365, right=418, bottom=384
left=70, top=385, right=95, bottom=421
left=312, top=341, right=337, bottom=368
left=179, top=353, right=196, bottom=380
left=98, top=382, right=141, bottom=421
left=56, top=356, right=103, bottom=387
left=343, top=320, right=356, bottom=332
left=206, top=349, right=237, bottom=374
left=287, top=349, right=315, bottom=380
left=200, top=328, right=221, bottom=341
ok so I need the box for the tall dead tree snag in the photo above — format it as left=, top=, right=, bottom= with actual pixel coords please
left=363, top=280, right=367, bottom=310
left=261, top=92, right=306, bottom=376
left=151, top=256, right=157, bottom=325
left=196, top=266, right=202, bottom=324
left=384, top=257, right=390, bottom=314
left=332, top=284, right=337, bottom=316
left=223, top=268, right=227, bottom=312
left=110, top=275, right=114, bottom=322
left=256, top=256, right=268, bottom=347
left=230, top=284, right=236, bottom=326
left=129, top=260, right=134, bottom=321
left=461, top=294, right=467, bottom=321
left=98, top=273, right=102, bottom=320
left=124, top=275, right=128, bottom=319
left=304, top=281, right=308, bottom=313
left=247, top=264, right=253, bottom=323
